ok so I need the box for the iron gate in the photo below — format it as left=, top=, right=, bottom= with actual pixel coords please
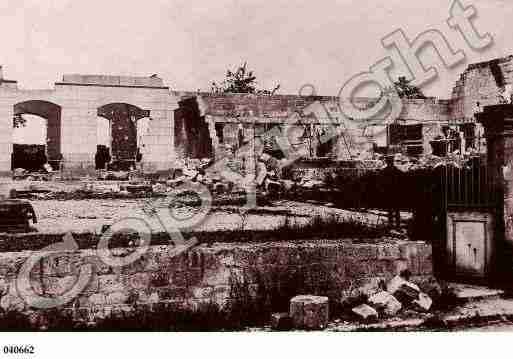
left=440, top=156, right=498, bottom=281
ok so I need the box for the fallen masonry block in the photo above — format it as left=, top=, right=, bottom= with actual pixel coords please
left=395, top=283, right=421, bottom=305
left=399, top=283, right=420, bottom=299
left=368, top=291, right=402, bottom=316
left=352, top=304, right=378, bottom=322
left=387, top=275, right=420, bottom=295
left=290, top=295, right=329, bottom=330
left=413, top=293, right=433, bottom=312
left=270, top=312, right=293, bottom=331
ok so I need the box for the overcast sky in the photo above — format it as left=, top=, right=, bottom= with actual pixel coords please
left=1, top=0, right=512, bottom=100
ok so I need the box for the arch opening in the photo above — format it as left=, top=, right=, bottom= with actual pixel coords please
left=97, top=103, right=150, bottom=171
left=13, top=100, right=61, bottom=171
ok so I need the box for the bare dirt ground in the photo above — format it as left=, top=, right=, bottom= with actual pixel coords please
left=29, top=199, right=397, bottom=234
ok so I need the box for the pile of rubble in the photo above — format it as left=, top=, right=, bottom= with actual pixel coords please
left=12, top=168, right=53, bottom=181
left=270, top=271, right=441, bottom=331
left=351, top=272, right=436, bottom=322
left=388, top=153, right=481, bottom=172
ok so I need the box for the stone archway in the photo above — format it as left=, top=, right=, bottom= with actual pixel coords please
left=97, top=103, right=150, bottom=169
left=13, top=100, right=62, bottom=170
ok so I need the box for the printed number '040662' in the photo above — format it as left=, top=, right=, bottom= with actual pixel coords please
left=3, top=345, right=35, bottom=355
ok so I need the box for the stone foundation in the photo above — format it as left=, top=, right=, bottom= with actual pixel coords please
left=0, top=237, right=432, bottom=322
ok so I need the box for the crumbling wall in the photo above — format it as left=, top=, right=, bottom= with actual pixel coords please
left=0, top=236, right=432, bottom=322
left=193, top=94, right=452, bottom=163
left=451, top=56, right=513, bottom=122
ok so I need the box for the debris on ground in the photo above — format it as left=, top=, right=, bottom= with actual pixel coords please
left=290, top=295, right=330, bottom=330
left=13, top=168, right=51, bottom=181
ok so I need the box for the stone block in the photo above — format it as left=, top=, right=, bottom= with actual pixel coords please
left=394, top=283, right=421, bottom=305
left=290, top=295, right=329, bottom=330
left=368, top=291, right=402, bottom=316
left=270, top=312, right=293, bottom=331
left=352, top=304, right=378, bottom=321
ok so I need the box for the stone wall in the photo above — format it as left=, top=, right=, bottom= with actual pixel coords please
left=451, top=56, right=513, bottom=122
left=179, top=93, right=453, bottom=162
left=0, top=237, right=432, bottom=322
left=1, top=55, right=510, bottom=176
left=0, top=74, right=177, bottom=174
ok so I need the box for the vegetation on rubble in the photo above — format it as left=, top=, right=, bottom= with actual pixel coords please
left=392, top=76, right=426, bottom=99
left=211, top=62, right=280, bottom=95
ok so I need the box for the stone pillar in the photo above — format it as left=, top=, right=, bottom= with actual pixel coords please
left=140, top=109, right=174, bottom=173
left=0, top=87, right=16, bottom=176
left=0, top=102, right=13, bottom=175
left=60, top=106, right=97, bottom=175
left=477, top=104, right=513, bottom=279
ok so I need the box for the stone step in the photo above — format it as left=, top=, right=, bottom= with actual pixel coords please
left=447, top=283, right=504, bottom=303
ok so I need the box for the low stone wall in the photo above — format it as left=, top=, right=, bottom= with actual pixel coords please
left=0, top=238, right=432, bottom=323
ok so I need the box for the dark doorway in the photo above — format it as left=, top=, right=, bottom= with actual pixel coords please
left=11, top=144, right=47, bottom=172
left=97, top=103, right=149, bottom=171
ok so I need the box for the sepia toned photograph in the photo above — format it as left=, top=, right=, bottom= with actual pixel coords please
left=1, top=1, right=513, bottom=354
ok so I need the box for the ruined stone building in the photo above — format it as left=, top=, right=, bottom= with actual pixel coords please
left=1, top=55, right=512, bottom=175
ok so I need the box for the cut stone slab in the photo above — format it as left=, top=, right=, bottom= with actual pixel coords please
left=352, top=304, right=378, bottom=321
left=447, top=283, right=504, bottom=302
left=270, top=312, right=293, bottom=331
left=368, top=291, right=402, bottom=316
left=290, top=295, right=329, bottom=330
